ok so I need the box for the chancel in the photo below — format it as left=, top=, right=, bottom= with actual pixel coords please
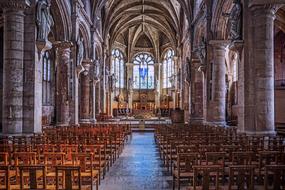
left=0, top=0, right=285, bottom=189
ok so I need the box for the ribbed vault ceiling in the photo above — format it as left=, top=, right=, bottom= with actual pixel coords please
left=101, top=0, right=192, bottom=46
left=276, top=6, right=285, bottom=33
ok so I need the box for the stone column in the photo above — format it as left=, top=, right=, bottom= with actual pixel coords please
left=102, top=53, right=107, bottom=113
left=250, top=5, right=276, bottom=134
left=229, top=41, right=244, bottom=132
left=80, top=59, right=91, bottom=123
left=190, top=58, right=204, bottom=125
left=155, top=62, right=161, bottom=112
left=1, top=1, right=29, bottom=134
left=207, top=40, right=230, bottom=125
left=92, top=80, right=99, bottom=122
left=55, top=41, right=72, bottom=126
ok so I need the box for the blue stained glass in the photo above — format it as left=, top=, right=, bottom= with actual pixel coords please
left=163, top=49, right=175, bottom=88
left=111, top=49, right=125, bottom=88
left=133, top=53, right=154, bottom=89
left=139, top=68, right=148, bottom=80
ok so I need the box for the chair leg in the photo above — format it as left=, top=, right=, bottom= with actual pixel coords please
left=172, top=175, right=175, bottom=190
left=96, top=177, right=99, bottom=190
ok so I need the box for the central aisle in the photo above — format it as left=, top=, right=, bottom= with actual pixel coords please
left=100, top=132, right=172, bottom=190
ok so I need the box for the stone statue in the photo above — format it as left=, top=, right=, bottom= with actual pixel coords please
left=223, top=0, right=242, bottom=41
left=128, top=78, right=134, bottom=91
left=105, top=65, right=111, bottom=89
left=108, top=73, right=117, bottom=92
left=185, top=57, right=191, bottom=82
left=94, top=59, right=101, bottom=80
left=77, top=38, right=84, bottom=66
left=36, top=0, right=54, bottom=41
left=195, top=37, right=206, bottom=66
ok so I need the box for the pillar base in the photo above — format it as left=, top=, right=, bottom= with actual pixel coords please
left=56, top=123, right=69, bottom=127
left=238, top=130, right=276, bottom=136
left=79, top=119, right=91, bottom=124
left=189, top=118, right=204, bottom=125
left=205, top=121, right=227, bottom=127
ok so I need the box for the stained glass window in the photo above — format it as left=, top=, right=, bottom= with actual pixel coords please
left=133, top=53, right=155, bottom=89
left=111, top=49, right=125, bottom=88
left=163, top=49, right=175, bottom=88
left=42, top=51, right=52, bottom=105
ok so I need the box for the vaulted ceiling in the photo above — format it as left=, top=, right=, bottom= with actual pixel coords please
left=276, top=6, right=285, bottom=33
left=101, top=0, right=192, bottom=47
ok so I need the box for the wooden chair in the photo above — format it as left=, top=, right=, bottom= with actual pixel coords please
left=205, top=152, right=226, bottom=179
left=13, top=152, right=37, bottom=183
left=81, top=145, right=105, bottom=182
left=13, top=152, right=37, bottom=166
left=55, top=165, right=81, bottom=190
left=0, top=166, right=10, bottom=190
left=0, top=153, right=9, bottom=166
left=173, top=153, right=198, bottom=190
left=17, top=165, right=46, bottom=190
left=257, top=151, right=280, bottom=182
left=232, top=151, right=254, bottom=165
left=60, top=145, right=78, bottom=165
left=192, top=165, right=222, bottom=190
left=229, top=165, right=255, bottom=190
left=264, top=165, right=285, bottom=190
left=72, top=153, right=99, bottom=190
left=44, top=152, right=65, bottom=188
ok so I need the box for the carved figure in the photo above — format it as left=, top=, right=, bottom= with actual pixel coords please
left=36, top=0, right=54, bottom=41
left=223, top=0, right=242, bottom=40
left=77, top=38, right=84, bottom=66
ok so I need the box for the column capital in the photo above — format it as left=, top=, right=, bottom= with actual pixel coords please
left=54, top=41, right=73, bottom=50
left=82, top=59, right=92, bottom=74
left=209, top=40, right=231, bottom=49
left=0, top=0, right=30, bottom=11
left=126, top=62, right=133, bottom=67
left=249, top=4, right=278, bottom=18
left=249, top=0, right=284, bottom=9
left=73, top=0, right=84, bottom=7
left=229, top=40, right=244, bottom=54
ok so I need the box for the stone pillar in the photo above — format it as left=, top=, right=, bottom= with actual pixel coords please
left=207, top=40, right=230, bottom=125
left=190, top=59, right=204, bottom=125
left=92, top=80, right=99, bottom=122
left=102, top=53, right=107, bottom=113
left=1, top=1, right=29, bottom=134
left=229, top=41, right=244, bottom=132
left=250, top=5, right=276, bottom=134
left=155, top=62, right=161, bottom=112
left=80, top=59, right=91, bottom=123
left=55, top=41, right=72, bottom=126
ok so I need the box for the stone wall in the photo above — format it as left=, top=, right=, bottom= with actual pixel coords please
left=275, top=89, right=285, bottom=124
left=274, top=31, right=285, bottom=83
left=0, top=27, right=3, bottom=132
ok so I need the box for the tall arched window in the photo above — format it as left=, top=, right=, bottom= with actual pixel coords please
left=42, top=51, right=52, bottom=105
left=133, top=53, right=155, bottom=89
left=162, top=49, right=175, bottom=88
left=111, top=49, right=125, bottom=88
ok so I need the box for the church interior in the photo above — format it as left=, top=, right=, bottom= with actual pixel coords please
left=0, top=0, right=285, bottom=189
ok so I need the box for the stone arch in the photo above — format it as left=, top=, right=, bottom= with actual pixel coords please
left=211, top=0, right=234, bottom=40
left=161, top=47, right=175, bottom=61
left=79, top=23, right=91, bottom=59
left=50, top=0, right=72, bottom=41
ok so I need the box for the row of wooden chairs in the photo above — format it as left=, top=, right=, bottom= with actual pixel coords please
left=0, top=124, right=131, bottom=190
left=155, top=125, right=285, bottom=190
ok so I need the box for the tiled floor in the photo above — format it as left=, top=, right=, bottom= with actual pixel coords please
left=99, top=132, right=174, bottom=190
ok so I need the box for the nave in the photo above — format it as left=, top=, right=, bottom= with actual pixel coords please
left=100, top=132, right=172, bottom=190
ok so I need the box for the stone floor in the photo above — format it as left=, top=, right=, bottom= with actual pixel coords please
left=99, top=132, right=177, bottom=190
